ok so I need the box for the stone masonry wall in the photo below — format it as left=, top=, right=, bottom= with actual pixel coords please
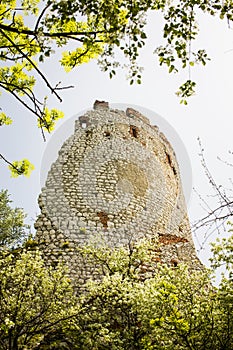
left=35, top=102, right=202, bottom=286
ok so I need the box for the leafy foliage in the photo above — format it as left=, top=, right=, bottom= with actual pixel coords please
left=0, top=249, right=77, bottom=350
left=8, top=159, right=35, bottom=178
left=66, top=240, right=233, bottom=349
left=0, top=189, right=29, bottom=248
left=0, top=0, right=232, bottom=175
left=0, top=112, right=12, bottom=126
left=210, top=222, right=233, bottom=279
left=0, top=237, right=232, bottom=349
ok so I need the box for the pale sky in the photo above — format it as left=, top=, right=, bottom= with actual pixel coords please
left=0, top=11, right=232, bottom=267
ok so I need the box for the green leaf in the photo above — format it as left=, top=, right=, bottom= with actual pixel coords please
left=0, top=112, right=12, bottom=126
left=9, top=159, right=35, bottom=178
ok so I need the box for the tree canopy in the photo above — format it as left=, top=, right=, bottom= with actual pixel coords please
left=67, top=240, right=232, bottom=350
left=0, top=237, right=232, bottom=349
left=0, top=0, right=232, bottom=176
left=0, top=189, right=29, bottom=248
left=0, top=249, right=77, bottom=350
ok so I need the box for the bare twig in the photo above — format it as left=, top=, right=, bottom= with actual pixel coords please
left=53, top=82, right=74, bottom=91
left=34, top=3, right=52, bottom=33
left=0, top=83, right=47, bottom=139
left=192, top=140, right=233, bottom=247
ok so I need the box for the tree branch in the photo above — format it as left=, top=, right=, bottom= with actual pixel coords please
left=0, top=83, right=43, bottom=119
left=0, top=83, right=47, bottom=140
left=34, top=3, right=52, bottom=33
left=0, top=28, right=62, bottom=102
left=0, top=23, right=105, bottom=38
left=0, top=154, right=24, bottom=175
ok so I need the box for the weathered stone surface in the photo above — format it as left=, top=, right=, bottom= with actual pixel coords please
left=35, top=102, right=202, bottom=288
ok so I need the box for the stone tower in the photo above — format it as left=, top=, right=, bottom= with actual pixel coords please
left=35, top=102, right=201, bottom=285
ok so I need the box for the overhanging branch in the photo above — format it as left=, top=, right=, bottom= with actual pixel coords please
left=0, top=23, right=105, bottom=38
left=0, top=28, right=62, bottom=102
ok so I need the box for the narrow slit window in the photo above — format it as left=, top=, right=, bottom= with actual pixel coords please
left=130, top=125, right=138, bottom=138
left=104, top=131, right=111, bottom=138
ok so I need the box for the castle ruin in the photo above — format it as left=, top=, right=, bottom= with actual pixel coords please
left=35, top=102, right=201, bottom=285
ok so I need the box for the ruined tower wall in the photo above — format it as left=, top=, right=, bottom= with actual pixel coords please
left=35, top=103, right=201, bottom=285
